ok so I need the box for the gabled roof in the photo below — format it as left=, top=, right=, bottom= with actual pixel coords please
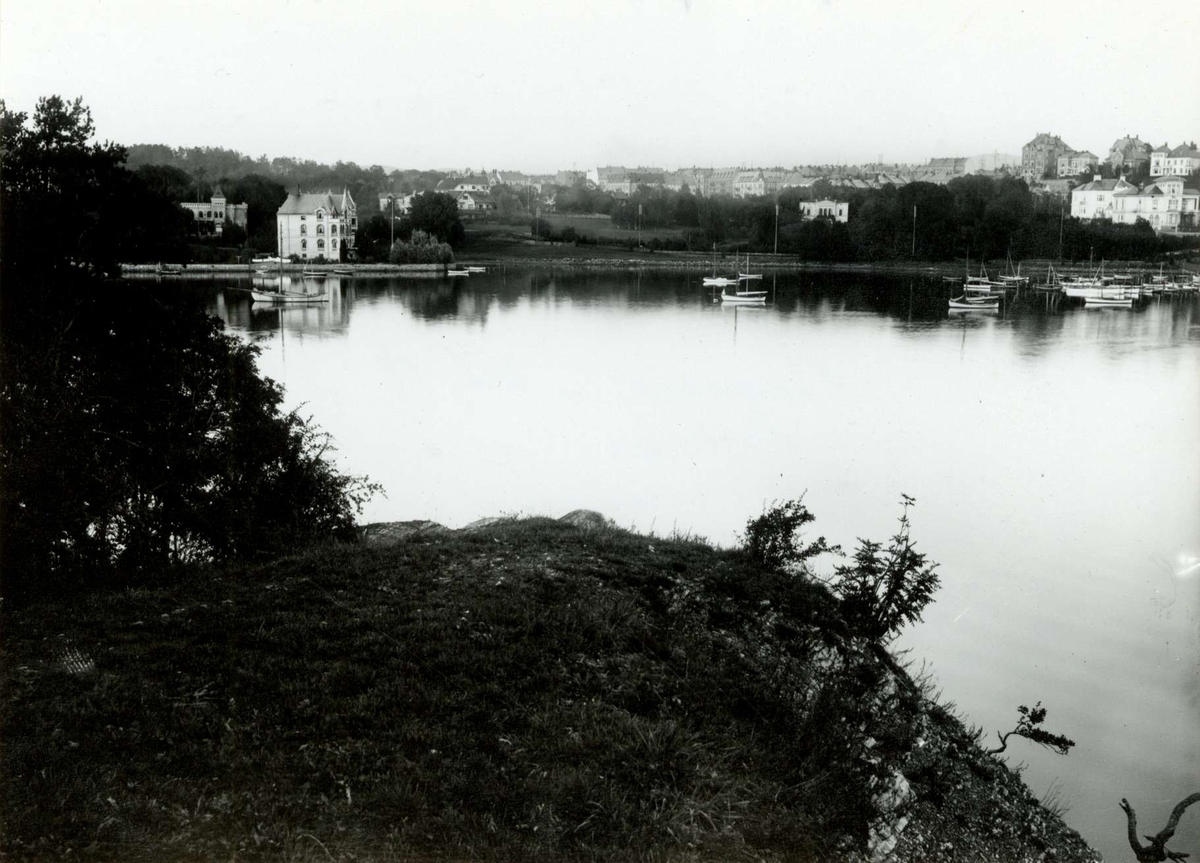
left=1168, top=144, right=1200, bottom=158
left=277, top=190, right=353, bottom=216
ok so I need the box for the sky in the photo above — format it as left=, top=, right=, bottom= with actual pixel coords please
left=2, top=0, right=1198, bottom=173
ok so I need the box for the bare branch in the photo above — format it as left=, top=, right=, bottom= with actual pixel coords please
left=1120, top=794, right=1200, bottom=862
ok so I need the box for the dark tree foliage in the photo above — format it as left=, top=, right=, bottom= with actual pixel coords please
left=409, top=191, right=465, bottom=246
left=0, top=97, right=378, bottom=600
left=220, top=174, right=288, bottom=252
left=1, top=96, right=193, bottom=272
left=354, top=213, right=396, bottom=262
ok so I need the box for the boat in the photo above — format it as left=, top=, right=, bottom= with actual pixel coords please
left=948, top=297, right=999, bottom=311
left=332, top=266, right=354, bottom=275
left=301, top=269, right=327, bottom=278
left=1083, top=295, right=1133, bottom=308
left=703, top=244, right=738, bottom=287
left=251, top=288, right=329, bottom=304
left=997, top=254, right=1029, bottom=288
left=447, top=268, right=470, bottom=277
left=156, top=264, right=183, bottom=276
left=739, top=253, right=763, bottom=281
left=252, top=254, right=285, bottom=265
left=719, top=286, right=767, bottom=304
left=465, top=266, right=487, bottom=273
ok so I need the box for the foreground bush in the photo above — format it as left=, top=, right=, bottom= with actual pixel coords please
left=0, top=281, right=378, bottom=597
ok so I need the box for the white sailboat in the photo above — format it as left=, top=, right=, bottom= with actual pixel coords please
left=739, top=253, right=763, bottom=281
left=702, top=244, right=737, bottom=287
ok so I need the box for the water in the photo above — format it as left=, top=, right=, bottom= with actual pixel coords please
left=205, top=269, right=1199, bottom=861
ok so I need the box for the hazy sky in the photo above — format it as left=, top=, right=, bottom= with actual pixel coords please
left=3, top=0, right=1198, bottom=172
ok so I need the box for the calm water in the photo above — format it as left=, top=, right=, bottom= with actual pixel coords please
left=203, top=269, right=1199, bottom=861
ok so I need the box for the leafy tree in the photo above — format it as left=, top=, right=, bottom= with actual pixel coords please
left=409, top=191, right=465, bottom=246
left=222, top=174, right=287, bottom=253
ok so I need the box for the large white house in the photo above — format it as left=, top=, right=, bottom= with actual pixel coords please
left=1070, top=176, right=1138, bottom=220
left=276, top=189, right=357, bottom=260
left=799, top=199, right=849, bottom=223
left=1110, top=176, right=1200, bottom=231
left=1150, top=143, right=1200, bottom=178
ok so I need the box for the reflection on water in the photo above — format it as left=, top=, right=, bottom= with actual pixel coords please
left=195, top=268, right=1199, bottom=861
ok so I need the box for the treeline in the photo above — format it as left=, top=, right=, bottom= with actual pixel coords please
left=547, top=176, right=1199, bottom=262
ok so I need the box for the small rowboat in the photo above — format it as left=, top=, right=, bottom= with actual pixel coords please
left=251, top=289, right=329, bottom=303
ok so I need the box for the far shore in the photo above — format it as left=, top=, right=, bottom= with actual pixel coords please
left=121, top=251, right=1199, bottom=280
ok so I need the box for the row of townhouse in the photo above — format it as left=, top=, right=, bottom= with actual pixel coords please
left=1021, top=133, right=1199, bottom=182
left=1070, top=174, right=1199, bottom=230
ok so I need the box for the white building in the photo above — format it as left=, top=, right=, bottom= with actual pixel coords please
left=733, top=170, right=766, bottom=197
left=799, top=199, right=849, bottom=222
left=276, top=189, right=357, bottom=261
left=1070, top=176, right=1137, bottom=220
left=180, top=186, right=247, bottom=236
left=1150, top=144, right=1200, bottom=178
left=435, top=175, right=490, bottom=193
left=1110, top=176, right=1200, bottom=230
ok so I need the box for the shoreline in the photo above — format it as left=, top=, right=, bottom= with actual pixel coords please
left=122, top=255, right=1195, bottom=279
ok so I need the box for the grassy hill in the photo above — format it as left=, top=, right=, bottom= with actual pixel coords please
left=1, top=514, right=1099, bottom=861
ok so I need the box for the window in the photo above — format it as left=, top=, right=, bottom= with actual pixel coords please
left=316, top=225, right=324, bottom=235
left=331, top=239, right=338, bottom=249
left=317, top=239, right=325, bottom=249
left=331, top=224, right=338, bottom=235
left=301, top=239, right=307, bottom=249
left=300, top=224, right=307, bottom=235
left=316, top=209, right=325, bottom=220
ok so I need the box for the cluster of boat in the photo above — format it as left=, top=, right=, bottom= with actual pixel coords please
left=949, top=261, right=1198, bottom=311
left=704, top=253, right=768, bottom=304
left=248, top=263, right=487, bottom=303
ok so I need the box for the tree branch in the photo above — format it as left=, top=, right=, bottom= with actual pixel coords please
left=1120, top=794, right=1200, bottom=862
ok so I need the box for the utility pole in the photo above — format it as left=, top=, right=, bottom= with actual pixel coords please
left=1058, top=198, right=1065, bottom=262
left=912, top=204, right=917, bottom=257
left=774, top=201, right=779, bottom=256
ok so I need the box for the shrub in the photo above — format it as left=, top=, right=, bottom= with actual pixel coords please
left=0, top=283, right=380, bottom=598
left=742, top=496, right=839, bottom=572
left=828, top=495, right=940, bottom=642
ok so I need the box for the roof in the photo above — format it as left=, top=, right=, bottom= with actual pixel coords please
left=1168, top=144, right=1200, bottom=158
left=277, top=190, right=354, bottom=216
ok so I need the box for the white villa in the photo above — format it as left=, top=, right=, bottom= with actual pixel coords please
left=799, top=199, right=849, bottom=223
left=180, top=187, right=247, bottom=236
left=1070, top=176, right=1138, bottom=220
left=1110, top=176, right=1200, bottom=230
left=1150, top=144, right=1200, bottom=178
left=276, top=189, right=357, bottom=260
